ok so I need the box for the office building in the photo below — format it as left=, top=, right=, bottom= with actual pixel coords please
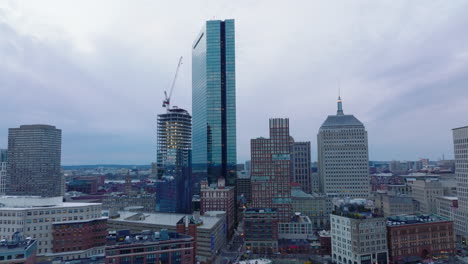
left=156, top=176, right=178, bottom=213
left=157, top=107, right=192, bottom=213
left=251, top=118, right=292, bottom=222
left=6, top=125, right=62, bottom=197
left=192, top=19, right=237, bottom=188
left=0, top=149, right=5, bottom=195
left=102, top=193, right=156, bottom=213
left=374, top=191, right=419, bottom=217
left=245, top=160, right=251, bottom=176
left=200, top=178, right=235, bottom=237
left=278, top=213, right=314, bottom=240
left=291, top=140, right=312, bottom=194
left=386, top=214, right=455, bottom=264
left=107, top=210, right=226, bottom=262
left=318, top=97, right=370, bottom=197
left=0, top=196, right=105, bottom=261
left=331, top=200, right=388, bottom=264
left=408, top=178, right=444, bottom=214
left=453, top=125, right=468, bottom=242
left=244, top=208, right=278, bottom=254
left=291, top=185, right=332, bottom=230
left=105, top=229, right=195, bottom=264
left=0, top=234, right=37, bottom=264
left=436, top=196, right=458, bottom=224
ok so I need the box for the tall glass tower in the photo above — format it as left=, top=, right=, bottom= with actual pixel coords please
left=192, top=19, right=237, bottom=190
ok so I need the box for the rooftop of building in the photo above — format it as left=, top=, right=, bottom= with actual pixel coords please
left=437, top=196, right=458, bottom=201
left=0, top=196, right=101, bottom=209
left=109, top=210, right=224, bottom=230
left=245, top=208, right=277, bottom=214
left=290, top=213, right=311, bottom=224
left=0, top=233, right=36, bottom=254
left=387, top=214, right=451, bottom=227
left=453, top=125, right=468, bottom=131
left=318, top=230, right=331, bottom=237
left=236, top=259, right=272, bottom=264
left=17, top=124, right=57, bottom=129
left=320, top=114, right=363, bottom=128
left=106, top=229, right=193, bottom=248
left=291, top=187, right=328, bottom=199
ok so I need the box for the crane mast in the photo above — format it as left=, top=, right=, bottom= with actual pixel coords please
left=162, top=56, right=183, bottom=110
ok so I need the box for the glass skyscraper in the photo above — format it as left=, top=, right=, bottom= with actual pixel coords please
left=192, top=19, right=237, bottom=189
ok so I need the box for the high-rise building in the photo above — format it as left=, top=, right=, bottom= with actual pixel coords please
left=192, top=19, right=237, bottom=189
left=251, top=118, right=292, bottom=222
left=453, top=126, right=468, bottom=242
left=6, top=125, right=62, bottom=197
left=291, top=140, right=312, bottom=193
left=156, top=107, right=192, bottom=213
left=0, top=149, right=6, bottom=195
left=317, top=97, right=370, bottom=198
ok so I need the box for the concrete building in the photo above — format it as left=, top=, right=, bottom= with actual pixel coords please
left=102, top=193, right=156, bottom=213
left=192, top=19, right=237, bottom=188
left=105, top=229, right=195, bottom=264
left=317, top=97, right=370, bottom=198
left=244, top=208, right=278, bottom=254
left=107, top=210, right=226, bottom=262
left=453, top=125, right=468, bottom=242
left=251, top=118, right=292, bottom=222
left=0, top=196, right=105, bottom=261
left=291, top=140, right=312, bottom=194
left=386, top=214, right=455, bottom=264
left=6, top=125, right=62, bottom=197
left=0, top=161, right=5, bottom=196
left=278, top=213, right=314, bottom=240
left=156, top=107, right=192, bottom=213
left=408, top=178, right=444, bottom=214
left=200, top=178, right=236, bottom=237
left=291, top=185, right=332, bottom=230
left=0, top=234, right=37, bottom=264
left=331, top=200, right=388, bottom=264
left=374, top=191, right=419, bottom=217
left=436, top=196, right=458, bottom=224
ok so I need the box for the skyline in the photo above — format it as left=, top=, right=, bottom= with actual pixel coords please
left=1, top=1, right=468, bottom=164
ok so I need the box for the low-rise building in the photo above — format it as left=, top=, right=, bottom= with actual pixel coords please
left=386, top=214, right=455, bottom=264
left=278, top=213, right=314, bottom=240
left=107, top=210, right=226, bottom=262
left=105, top=229, right=195, bottom=264
left=331, top=200, right=388, bottom=264
left=200, top=179, right=236, bottom=238
left=318, top=230, right=331, bottom=256
left=244, top=208, right=278, bottom=255
left=0, top=196, right=105, bottom=262
left=374, top=191, right=419, bottom=217
left=291, top=186, right=332, bottom=230
left=102, top=193, right=156, bottom=213
left=0, top=233, right=37, bottom=264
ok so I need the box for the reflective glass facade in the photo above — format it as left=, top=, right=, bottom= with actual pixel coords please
left=192, top=19, right=237, bottom=190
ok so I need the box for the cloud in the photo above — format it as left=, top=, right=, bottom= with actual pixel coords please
left=0, top=0, right=468, bottom=164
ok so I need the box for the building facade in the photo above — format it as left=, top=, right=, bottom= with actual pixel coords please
left=156, top=107, right=192, bottom=213
left=200, top=179, right=235, bottom=237
left=291, top=141, right=312, bottom=194
left=278, top=213, right=314, bottom=240
left=453, top=126, right=468, bottom=242
left=291, top=186, right=332, bottom=230
left=6, top=125, right=62, bottom=197
left=386, top=214, right=455, bottom=264
left=331, top=202, right=388, bottom=264
left=105, top=230, right=195, bottom=264
left=0, top=235, right=37, bottom=264
left=236, top=173, right=251, bottom=205
left=192, top=19, right=237, bottom=188
left=408, top=178, right=444, bottom=214
left=374, top=191, right=418, bottom=217
left=317, top=97, right=370, bottom=198
left=436, top=196, right=458, bottom=224
left=244, top=208, right=278, bottom=254
left=0, top=196, right=104, bottom=260
left=251, top=118, right=293, bottom=222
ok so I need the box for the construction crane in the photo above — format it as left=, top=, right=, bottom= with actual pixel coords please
left=162, top=56, right=183, bottom=110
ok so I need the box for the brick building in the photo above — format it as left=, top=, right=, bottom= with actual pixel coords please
left=105, top=229, right=195, bottom=264
left=386, top=214, right=455, bottom=264
left=244, top=208, right=278, bottom=254
left=52, top=218, right=107, bottom=253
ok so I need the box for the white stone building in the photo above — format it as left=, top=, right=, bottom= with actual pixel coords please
left=317, top=97, right=370, bottom=198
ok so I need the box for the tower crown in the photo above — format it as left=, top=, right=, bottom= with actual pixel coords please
left=337, top=96, right=344, bottom=115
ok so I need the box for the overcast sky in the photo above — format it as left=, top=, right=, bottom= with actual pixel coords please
left=1, top=0, right=468, bottom=165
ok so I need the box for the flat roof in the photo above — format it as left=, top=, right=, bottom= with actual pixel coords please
left=0, top=202, right=102, bottom=210
left=453, top=126, right=468, bottom=131
left=387, top=214, right=451, bottom=227
left=110, top=211, right=223, bottom=230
